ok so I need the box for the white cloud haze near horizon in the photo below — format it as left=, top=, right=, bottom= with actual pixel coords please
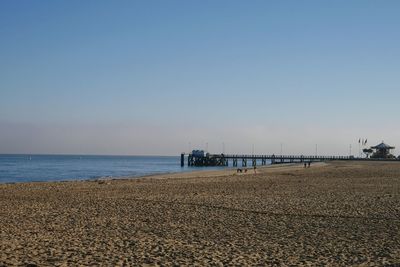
left=1, top=1, right=400, bottom=156
left=1, top=120, right=400, bottom=156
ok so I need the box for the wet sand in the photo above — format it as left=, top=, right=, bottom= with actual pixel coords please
left=1, top=161, right=400, bottom=266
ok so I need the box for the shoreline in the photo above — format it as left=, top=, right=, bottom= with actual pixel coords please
left=0, top=162, right=326, bottom=186
left=141, top=162, right=327, bottom=180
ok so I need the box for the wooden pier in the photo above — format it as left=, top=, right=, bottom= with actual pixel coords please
left=180, top=153, right=398, bottom=167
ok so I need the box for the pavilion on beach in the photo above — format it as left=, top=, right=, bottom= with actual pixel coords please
left=368, top=142, right=396, bottom=159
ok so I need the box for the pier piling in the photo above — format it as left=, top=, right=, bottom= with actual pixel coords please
left=181, top=153, right=185, bottom=167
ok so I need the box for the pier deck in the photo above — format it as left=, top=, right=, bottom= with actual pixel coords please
left=181, top=153, right=398, bottom=167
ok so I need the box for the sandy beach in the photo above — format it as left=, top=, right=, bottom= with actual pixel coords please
left=1, top=161, right=400, bottom=266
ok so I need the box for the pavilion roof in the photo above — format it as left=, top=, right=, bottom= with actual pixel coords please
left=371, top=142, right=395, bottom=149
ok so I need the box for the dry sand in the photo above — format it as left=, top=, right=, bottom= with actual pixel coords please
left=1, top=161, right=400, bottom=266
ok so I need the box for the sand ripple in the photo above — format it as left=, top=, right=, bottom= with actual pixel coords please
left=1, top=162, right=400, bottom=266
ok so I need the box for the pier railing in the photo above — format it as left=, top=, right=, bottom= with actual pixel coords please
left=181, top=153, right=398, bottom=167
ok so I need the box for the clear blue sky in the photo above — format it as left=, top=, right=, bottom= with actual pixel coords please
left=1, top=0, right=400, bottom=155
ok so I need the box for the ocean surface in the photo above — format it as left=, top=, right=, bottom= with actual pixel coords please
left=0, top=154, right=225, bottom=184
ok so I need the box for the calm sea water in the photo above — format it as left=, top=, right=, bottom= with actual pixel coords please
left=0, top=154, right=224, bottom=183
